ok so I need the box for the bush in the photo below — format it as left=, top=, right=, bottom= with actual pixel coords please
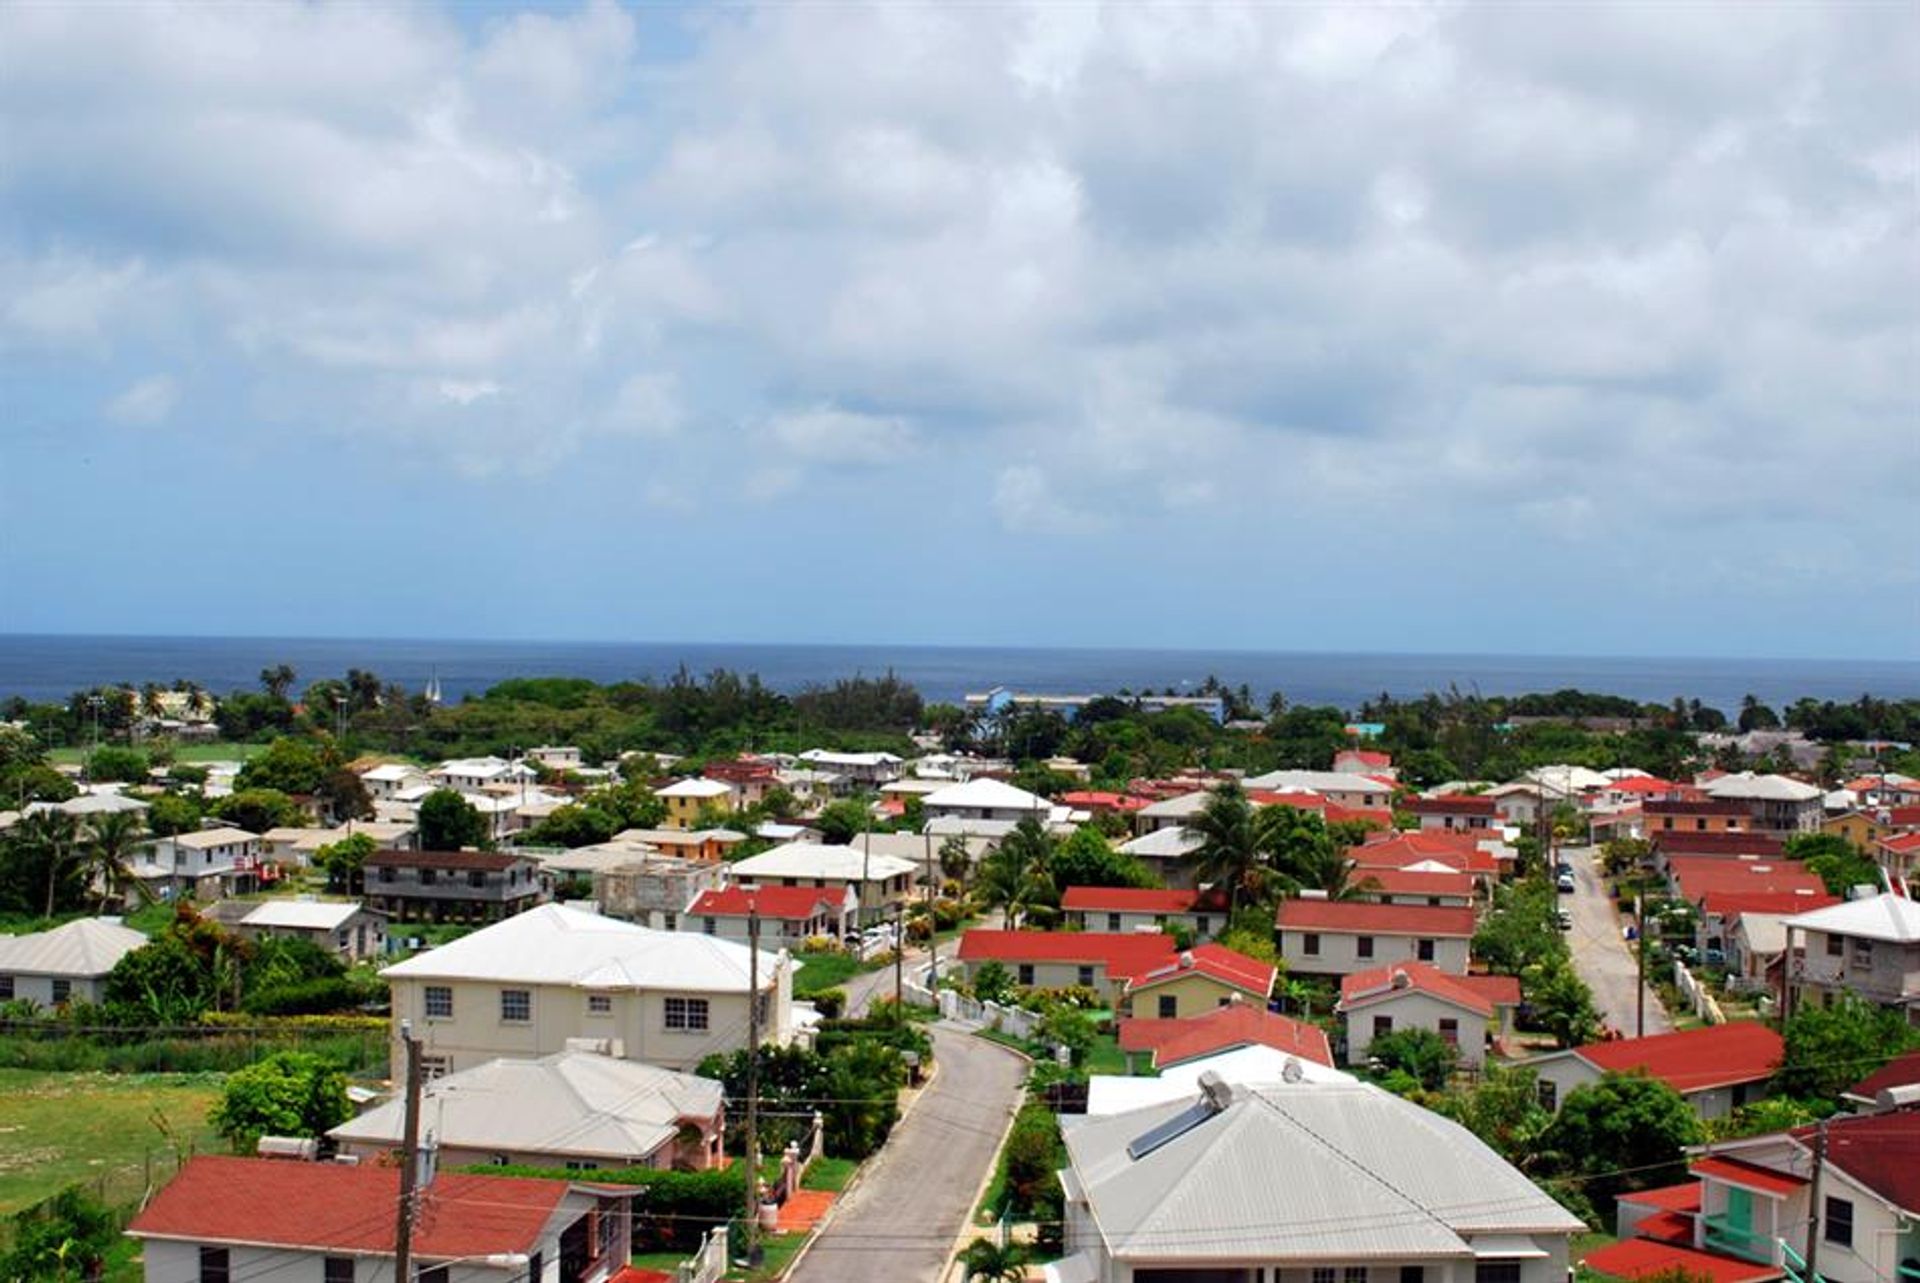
left=465, top=1164, right=742, bottom=1251
left=241, top=976, right=362, bottom=1016
left=2, top=1187, right=120, bottom=1282
left=209, top=1050, right=351, bottom=1149
left=811, top=988, right=847, bottom=1019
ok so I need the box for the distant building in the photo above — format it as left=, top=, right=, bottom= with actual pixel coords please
left=0, top=917, right=146, bottom=1008
left=964, top=685, right=1227, bottom=724
left=234, top=897, right=387, bottom=962
left=1275, top=899, right=1478, bottom=977
left=656, top=778, right=736, bottom=830
left=366, top=849, right=545, bottom=924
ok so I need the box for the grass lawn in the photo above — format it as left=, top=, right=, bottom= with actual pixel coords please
left=1084, top=1033, right=1128, bottom=1077
left=0, top=1069, right=226, bottom=1216
left=728, top=1229, right=807, bottom=1281
left=801, top=1156, right=858, bottom=1193
left=47, top=741, right=264, bottom=766
left=1572, top=1232, right=1618, bottom=1262
left=792, top=952, right=861, bottom=997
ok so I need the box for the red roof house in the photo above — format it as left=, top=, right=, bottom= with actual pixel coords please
left=1526, top=1023, right=1784, bottom=1116
left=955, top=930, right=1271, bottom=1014
left=1580, top=1237, right=1782, bottom=1283
left=1117, top=1001, right=1334, bottom=1069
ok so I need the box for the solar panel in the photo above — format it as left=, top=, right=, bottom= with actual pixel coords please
left=1126, top=1096, right=1222, bottom=1161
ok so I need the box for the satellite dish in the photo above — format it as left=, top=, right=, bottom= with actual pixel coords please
left=1281, top=1058, right=1304, bottom=1083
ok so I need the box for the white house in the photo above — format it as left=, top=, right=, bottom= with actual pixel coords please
left=329, top=1049, right=725, bottom=1172
left=1241, top=769, right=1395, bottom=810
left=796, top=749, right=903, bottom=786
left=357, top=761, right=430, bottom=801
left=429, top=756, right=538, bottom=795
left=922, top=777, right=1051, bottom=824
left=1274, top=899, right=1478, bottom=977
left=235, top=897, right=387, bottom=962
left=1782, top=893, right=1920, bottom=1024
left=726, top=842, right=917, bottom=926
left=0, top=917, right=147, bottom=1007
left=1054, top=1076, right=1584, bottom=1283
left=142, top=827, right=263, bottom=899
left=381, top=904, right=794, bottom=1077
left=127, top=1155, right=635, bottom=1283
left=1337, top=962, right=1521, bottom=1070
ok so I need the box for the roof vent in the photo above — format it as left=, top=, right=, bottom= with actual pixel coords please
left=1179, top=950, right=1195, bottom=970
left=1281, top=1058, right=1305, bottom=1084
left=1877, top=1084, right=1920, bottom=1112
left=1390, top=969, right=1413, bottom=990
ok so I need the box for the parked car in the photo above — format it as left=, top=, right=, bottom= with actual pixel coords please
left=1555, top=872, right=1576, bottom=893
left=1556, top=909, right=1573, bottom=930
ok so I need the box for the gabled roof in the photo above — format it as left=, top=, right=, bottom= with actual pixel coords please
left=1691, top=1156, right=1807, bottom=1197
left=1350, top=833, right=1500, bottom=875
left=1337, top=962, right=1512, bottom=1018
left=239, top=900, right=370, bottom=931
left=1061, top=886, right=1202, bottom=914
left=1568, top=1023, right=1783, bottom=1094
left=1781, top=892, right=1920, bottom=942
left=329, top=1051, right=721, bottom=1162
left=921, top=778, right=1049, bottom=811
left=1879, top=832, right=1920, bottom=856
left=657, top=777, right=734, bottom=798
left=1350, top=867, right=1477, bottom=898
left=1137, top=791, right=1213, bottom=819
left=1062, top=1081, right=1582, bottom=1263
left=0, top=917, right=148, bottom=978
left=1792, top=1109, right=1920, bottom=1212
left=1580, top=1238, right=1782, bottom=1283
left=1703, top=773, right=1823, bottom=803
left=1118, top=1003, right=1334, bottom=1068
left=127, top=1155, right=595, bottom=1258
left=381, top=904, right=769, bottom=992
left=1668, top=857, right=1826, bottom=903
left=1127, top=943, right=1275, bottom=999
left=1844, top=1048, right=1920, bottom=1102
left=729, top=843, right=917, bottom=883
left=1118, top=827, right=1203, bottom=859
left=1275, top=899, right=1478, bottom=938
left=687, top=885, right=844, bottom=920
left=1242, top=769, right=1393, bottom=796
left=169, top=826, right=259, bottom=849
left=956, top=930, right=1175, bottom=981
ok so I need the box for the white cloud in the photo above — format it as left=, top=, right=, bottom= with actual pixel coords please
left=104, top=374, right=179, bottom=425
left=438, top=378, right=501, bottom=406
left=767, top=406, right=917, bottom=465
left=992, top=464, right=1101, bottom=535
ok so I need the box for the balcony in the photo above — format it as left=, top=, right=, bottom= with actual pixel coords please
left=1701, top=1214, right=1775, bottom=1265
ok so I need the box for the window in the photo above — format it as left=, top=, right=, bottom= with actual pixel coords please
left=489, top=1153, right=511, bottom=1166
left=565, top=1159, right=601, bottom=1171
left=1417, top=939, right=1436, bottom=962
left=588, top=994, right=612, bottom=1016
left=527, top=1252, right=542, bottom=1282
left=420, top=867, right=437, bottom=886
left=1438, top=1017, right=1459, bottom=1044
left=1357, top=935, right=1375, bottom=959
left=1826, top=935, right=1845, bottom=957
left=703, top=917, right=717, bottom=935
left=1476, top=1262, right=1522, bottom=1283
left=1302, top=932, right=1321, bottom=956
left=1401, top=1268, right=1424, bottom=1283
left=1106, top=913, right=1122, bottom=931
left=324, top=1258, right=355, bottom=1283
left=1158, top=994, right=1178, bottom=1019
left=1825, top=1196, right=1854, bottom=1247
left=1017, top=964, right=1035, bottom=986
left=665, top=997, right=709, bottom=1031
left=421, top=1055, right=450, bottom=1080
left=424, top=986, right=453, bottom=1018
left=0, top=976, right=11, bottom=1000
left=417, top=1269, right=449, bottom=1283
left=1345, top=1268, right=1368, bottom=1283
left=1537, top=1079, right=1558, bottom=1111
left=1313, top=1269, right=1336, bottom=1283
left=1373, top=1015, right=1393, bottom=1037
left=1195, top=916, right=1209, bottom=935
left=1077, top=965, right=1095, bottom=987
left=1852, top=940, right=1874, bottom=967
left=198, top=1246, right=230, bottom=1283
left=379, top=866, right=395, bottom=882
left=500, top=989, right=531, bottom=1022
left=468, top=869, right=486, bottom=888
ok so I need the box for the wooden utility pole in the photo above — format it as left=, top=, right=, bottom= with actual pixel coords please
left=1803, top=1118, right=1828, bottom=1283
left=744, top=901, right=763, bottom=1266
left=1635, top=891, right=1647, bottom=1039
left=893, top=901, right=905, bottom=1019
left=394, top=1021, right=424, bottom=1283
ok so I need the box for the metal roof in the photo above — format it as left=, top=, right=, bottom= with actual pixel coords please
left=0, top=917, right=148, bottom=978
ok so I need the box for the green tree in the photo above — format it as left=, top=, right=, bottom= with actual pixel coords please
left=208, top=1051, right=351, bottom=1149
left=971, top=960, right=1015, bottom=1005
left=11, top=808, right=86, bottom=917
left=960, top=1237, right=1030, bottom=1282
left=815, top=797, right=877, bottom=846
left=211, top=788, right=303, bottom=834
left=84, top=744, right=149, bottom=783
left=235, top=736, right=330, bottom=795
left=82, top=808, right=149, bottom=910
left=418, top=788, right=489, bottom=850
left=1527, top=958, right=1603, bottom=1048
left=1184, top=783, right=1267, bottom=915
left=1366, top=1028, right=1459, bottom=1092
left=1776, top=993, right=1920, bottom=1099
left=314, top=832, right=377, bottom=895
left=0, top=1187, right=119, bottom=1282
left=316, top=767, right=374, bottom=825
left=1432, top=1066, right=1552, bottom=1167
left=259, top=664, right=297, bottom=701
left=1050, top=824, right=1157, bottom=889
left=976, top=817, right=1056, bottom=928
left=1540, top=1072, right=1702, bottom=1213
left=102, top=933, right=222, bottom=1024
left=939, top=833, right=975, bottom=896
left=146, top=792, right=203, bottom=837
left=1785, top=834, right=1884, bottom=897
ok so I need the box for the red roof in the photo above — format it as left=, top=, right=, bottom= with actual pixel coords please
left=127, top=1156, right=581, bottom=1258
left=1250, top=790, right=1326, bottom=811
left=1653, top=832, right=1786, bottom=859
left=1668, top=857, right=1826, bottom=902
left=1573, top=1023, right=1784, bottom=1093
left=1338, top=962, right=1501, bottom=1017
left=1336, top=750, right=1393, bottom=768
left=1880, top=832, right=1920, bottom=855
left=957, top=930, right=1177, bottom=981
left=1350, top=833, right=1501, bottom=875
left=1791, top=1109, right=1920, bottom=1212
left=1350, top=867, right=1476, bottom=899
left=1618, top=1181, right=1704, bottom=1213
left=1697, top=890, right=1839, bottom=919
left=1581, top=1239, right=1781, bottom=1283
left=1691, top=1156, right=1808, bottom=1196
left=1611, top=777, right=1678, bottom=795
left=1059, top=791, right=1151, bottom=812
left=1128, top=942, right=1276, bottom=997
left=1276, top=898, right=1478, bottom=938
left=688, top=885, right=842, bottom=920
left=1061, top=886, right=1201, bottom=914
left=1406, top=795, right=1498, bottom=816
left=1889, top=805, right=1920, bottom=826
left=1635, top=1210, right=1697, bottom=1244
left=1117, top=1003, right=1334, bottom=1068
left=1455, top=973, right=1524, bottom=1007
left=1846, top=1048, right=1920, bottom=1099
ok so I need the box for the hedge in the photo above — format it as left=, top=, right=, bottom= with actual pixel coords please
left=457, top=1164, right=743, bottom=1250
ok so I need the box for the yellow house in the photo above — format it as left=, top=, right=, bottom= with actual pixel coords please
left=656, top=778, right=736, bottom=831
left=1823, top=810, right=1890, bottom=852
left=1122, top=945, right=1277, bottom=1020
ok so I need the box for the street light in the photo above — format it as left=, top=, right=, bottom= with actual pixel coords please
left=409, top=1252, right=530, bottom=1279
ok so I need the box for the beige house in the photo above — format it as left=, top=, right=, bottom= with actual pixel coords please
left=1275, top=899, right=1477, bottom=977
left=381, top=904, right=794, bottom=1078
left=1782, top=893, right=1920, bottom=1024
left=0, top=917, right=147, bottom=1008
left=234, top=897, right=387, bottom=962
left=726, top=842, right=916, bottom=926
left=1337, top=962, right=1520, bottom=1070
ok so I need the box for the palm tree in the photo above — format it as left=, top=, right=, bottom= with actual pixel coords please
left=977, top=817, right=1054, bottom=929
left=1183, top=782, right=1267, bottom=916
left=83, top=810, right=150, bottom=911
left=939, top=833, right=974, bottom=898
left=14, top=809, right=84, bottom=917
left=960, top=1236, right=1029, bottom=1282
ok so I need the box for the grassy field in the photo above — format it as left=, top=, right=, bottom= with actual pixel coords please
left=800, top=1156, right=858, bottom=1193
left=792, top=952, right=861, bottom=996
left=47, top=740, right=264, bottom=766
left=0, top=1069, right=226, bottom=1216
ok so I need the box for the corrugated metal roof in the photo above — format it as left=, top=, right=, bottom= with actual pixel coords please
left=0, top=917, right=148, bottom=978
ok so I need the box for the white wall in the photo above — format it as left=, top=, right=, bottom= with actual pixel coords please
left=1277, top=929, right=1471, bottom=977
left=1343, top=991, right=1492, bottom=1069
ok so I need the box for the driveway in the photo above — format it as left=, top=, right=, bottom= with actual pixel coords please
left=786, top=1024, right=1027, bottom=1283
left=1562, top=843, right=1672, bottom=1037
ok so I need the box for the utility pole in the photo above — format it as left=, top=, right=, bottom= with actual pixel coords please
left=744, top=900, right=762, bottom=1267
left=394, top=1021, right=424, bottom=1283
left=1636, top=891, right=1647, bottom=1039
left=924, top=828, right=939, bottom=994
left=1803, top=1118, right=1828, bottom=1283
left=894, top=901, right=905, bottom=1020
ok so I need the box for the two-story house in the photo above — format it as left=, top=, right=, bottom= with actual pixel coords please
left=1275, top=899, right=1477, bottom=977
left=126, top=1154, right=635, bottom=1283
left=1782, top=892, right=1920, bottom=1024
left=143, top=827, right=263, bottom=900
left=1703, top=773, right=1826, bottom=837
left=796, top=749, right=903, bottom=788
left=726, top=842, right=916, bottom=927
left=921, top=778, right=1052, bottom=825
left=381, top=903, right=794, bottom=1076
left=656, top=778, right=737, bottom=830
left=366, top=849, right=545, bottom=924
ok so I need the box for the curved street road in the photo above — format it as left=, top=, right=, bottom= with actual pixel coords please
left=1562, top=843, right=1672, bottom=1037
left=786, top=1023, right=1028, bottom=1283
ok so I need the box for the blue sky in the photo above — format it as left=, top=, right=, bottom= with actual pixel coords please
left=1, top=2, right=1915, bottom=659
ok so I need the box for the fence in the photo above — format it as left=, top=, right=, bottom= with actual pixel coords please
left=1672, top=959, right=1725, bottom=1024
left=766, top=1112, right=825, bottom=1205
left=916, top=983, right=1043, bottom=1041
left=675, top=1224, right=729, bottom=1283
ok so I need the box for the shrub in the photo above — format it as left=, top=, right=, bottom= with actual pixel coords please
left=811, top=988, right=847, bottom=1019
left=464, top=1165, right=741, bottom=1251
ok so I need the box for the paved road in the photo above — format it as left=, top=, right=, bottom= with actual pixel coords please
left=787, top=1024, right=1027, bottom=1283
left=1563, top=843, right=1672, bottom=1037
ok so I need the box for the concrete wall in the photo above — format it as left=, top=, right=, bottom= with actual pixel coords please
left=1277, top=930, right=1471, bottom=978
left=1343, top=991, right=1491, bottom=1069
left=0, top=971, right=107, bottom=1008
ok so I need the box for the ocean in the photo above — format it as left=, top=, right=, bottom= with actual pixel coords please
left=0, top=635, right=1915, bottom=715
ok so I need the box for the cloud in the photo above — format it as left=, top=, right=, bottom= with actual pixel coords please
left=993, top=464, right=1101, bottom=535
left=438, top=378, right=501, bottom=406
left=104, top=374, right=178, bottom=425
left=767, top=406, right=917, bottom=465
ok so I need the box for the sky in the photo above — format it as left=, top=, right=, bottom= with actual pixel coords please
left=1, top=1, right=1915, bottom=660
